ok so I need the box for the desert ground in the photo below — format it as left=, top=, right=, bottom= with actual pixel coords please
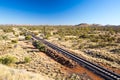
left=0, top=25, right=120, bottom=80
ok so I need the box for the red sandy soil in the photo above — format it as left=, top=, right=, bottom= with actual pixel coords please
left=38, top=50, right=103, bottom=80
left=20, top=41, right=103, bottom=80
left=61, top=64, right=103, bottom=80
left=98, top=62, right=120, bottom=75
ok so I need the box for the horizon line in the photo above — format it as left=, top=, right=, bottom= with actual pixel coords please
left=0, top=23, right=120, bottom=26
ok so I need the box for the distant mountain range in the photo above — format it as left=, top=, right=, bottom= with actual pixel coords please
left=75, top=23, right=120, bottom=27
left=0, top=23, right=119, bottom=27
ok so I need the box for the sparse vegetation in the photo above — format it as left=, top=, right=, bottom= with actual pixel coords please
left=0, top=64, right=51, bottom=80
left=110, top=49, right=120, bottom=54
left=33, top=41, right=46, bottom=52
left=0, top=25, right=120, bottom=80
left=0, top=26, right=14, bottom=33
left=11, top=40, right=18, bottom=43
left=24, top=57, right=31, bottom=63
left=0, top=56, right=17, bottom=65
left=25, top=35, right=32, bottom=40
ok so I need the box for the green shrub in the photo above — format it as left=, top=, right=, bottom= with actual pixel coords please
left=15, top=34, right=19, bottom=37
left=24, top=57, right=31, bottom=63
left=78, top=44, right=84, bottom=49
left=2, top=27, right=14, bottom=33
left=32, top=41, right=46, bottom=52
left=20, top=32, right=26, bottom=36
left=79, top=34, right=89, bottom=38
left=25, top=35, right=32, bottom=40
left=38, top=45, right=45, bottom=52
left=11, top=40, right=18, bottom=43
left=88, top=42, right=117, bottom=49
left=0, top=56, right=16, bottom=65
left=90, top=38, right=99, bottom=42
left=110, top=49, right=120, bottom=53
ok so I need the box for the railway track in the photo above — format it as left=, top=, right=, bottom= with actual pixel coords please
left=32, top=35, right=120, bottom=80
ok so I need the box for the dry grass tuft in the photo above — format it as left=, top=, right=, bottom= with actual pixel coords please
left=0, top=64, right=53, bottom=80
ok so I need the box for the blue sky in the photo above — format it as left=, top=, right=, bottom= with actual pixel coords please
left=0, top=0, right=120, bottom=25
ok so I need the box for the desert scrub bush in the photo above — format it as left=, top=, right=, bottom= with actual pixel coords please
left=11, top=40, right=18, bottom=43
left=64, top=37, right=69, bottom=41
left=110, top=49, right=120, bottom=54
left=0, top=56, right=17, bottom=65
left=1, top=35, right=8, bottom=40
left=79, top=34, right=89, bottom=38
left=88, top=42, right=117, bottom=49
left=99, top=34, right=116, bottom=42
left=78, top=44, right=85, bottom=49
left=24, top=57, right=31, bottom=63
left=2, top=27, right=14, bottom=33
left=67, top=73, right=80, bottom=80
left=32, top=41, right=46, bottom=52
left=15, top=34, right=19, bottom=37
left=117, top=38, right=120, bottom=43
left=20, top=32, right=26, bottom=36
left=25, top=35, right=32, bottom=40
left=88, top=43, right=107, bottom=48
left=90, top=37, right=99, bottom=42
